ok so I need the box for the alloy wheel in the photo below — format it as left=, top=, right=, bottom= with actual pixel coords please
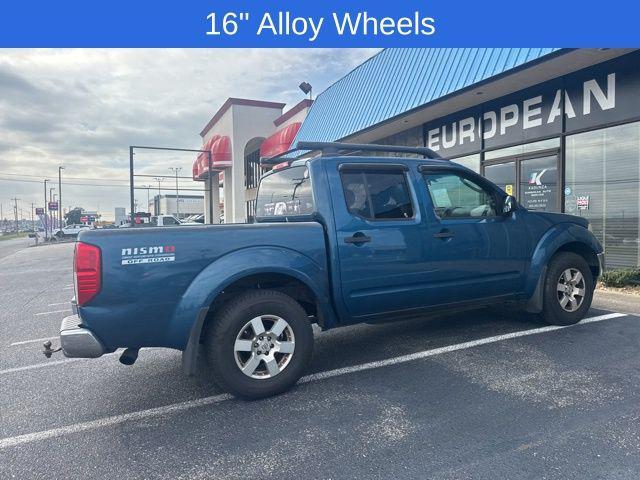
left=556, top=268, right=586, bottom=312
left=233, top=315, right=296, bottom=379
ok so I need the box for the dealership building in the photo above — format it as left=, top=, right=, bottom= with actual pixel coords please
left=193, top=98, right=313, bottom=223
left=286, top=48, right=640, bottom=269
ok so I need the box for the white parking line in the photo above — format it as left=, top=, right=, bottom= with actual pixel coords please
left=10, top=336, right=54, bottom=347
left=0, top=311, right=628, bottom=449
left=0, top=393, right=232, bottom=449
left=47, top=302, right=68, bottom=307
left=300, top=312, right=627, bottom=383
left=0, top=358, right=84, bottom=375
left=34, top=309, right=68, bottom=316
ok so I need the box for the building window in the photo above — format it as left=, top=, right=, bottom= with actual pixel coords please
left=244, top=149, right=261, bottom=189
left=565, top=121, right=640, bottom=268
left=484, top=137, right=560, bottom=161
left=450, top=153, right=480, bottom=172
left=246, top=199, right=257, bottom=222
left=371, top=126, right=423, bottom=157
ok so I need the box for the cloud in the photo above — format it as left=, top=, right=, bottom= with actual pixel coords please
left=0, top=48, right=378, bottom=220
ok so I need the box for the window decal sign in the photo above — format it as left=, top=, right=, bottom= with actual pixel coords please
left=520, top=157, right=558, bottom=212
left=576, top=196, right=590, bottom=210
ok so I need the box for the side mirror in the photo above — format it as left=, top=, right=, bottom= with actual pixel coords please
left=502, top=195, right=517, bottom=216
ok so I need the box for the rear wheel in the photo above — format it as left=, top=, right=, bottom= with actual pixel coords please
left=541, top=252, right=594, bottom=326
left=204, top=290, right=313, bottom=399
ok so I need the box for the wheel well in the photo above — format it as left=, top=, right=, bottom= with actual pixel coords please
left=554, top=242, right=600, bottom=277
left=206, top=272, right=318, bottom=326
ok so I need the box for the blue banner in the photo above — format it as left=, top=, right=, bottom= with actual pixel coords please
left=0, top=0, right=638, bottom=47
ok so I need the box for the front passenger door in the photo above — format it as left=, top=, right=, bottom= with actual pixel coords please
left=419, top=167, right=528, bottom=305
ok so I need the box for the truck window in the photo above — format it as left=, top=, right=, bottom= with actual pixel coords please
left=256, top=166, right=314, bottom=217
left=163, top=217, right=179, bottom=226
left=423, top=171, right=498, bottom=218
left=340, top=168, right=414, bottom=220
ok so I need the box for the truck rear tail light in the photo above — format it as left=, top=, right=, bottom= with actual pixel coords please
left=74, top=242, right=101, bottom=306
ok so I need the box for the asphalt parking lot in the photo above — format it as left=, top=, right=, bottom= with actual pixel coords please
left=1, top=242, right=639, bottom=479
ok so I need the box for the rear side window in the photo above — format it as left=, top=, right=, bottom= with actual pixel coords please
left=340, top=168, right=414, bottom=220
left=256, top=166, right=314, bottom=217
left=423, top=171, right=498, bottom=218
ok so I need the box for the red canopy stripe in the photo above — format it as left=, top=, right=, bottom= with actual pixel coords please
left=259, top=122, right=301, bottom=160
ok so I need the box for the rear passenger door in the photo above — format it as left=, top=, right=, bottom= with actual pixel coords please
left=332, top=164, right=431, bottom=318
left=418, top=166, right=528, bottom=304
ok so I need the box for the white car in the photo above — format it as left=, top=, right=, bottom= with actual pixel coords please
left=55, top=224, right=91, bottom=238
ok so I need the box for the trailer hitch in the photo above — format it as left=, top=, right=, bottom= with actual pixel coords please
left=42, top=340, right=62, bottom=358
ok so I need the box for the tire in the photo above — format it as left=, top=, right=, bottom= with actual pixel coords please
left=541, top=252, right=594, bottom=326
left=204, top=290, right=313, bottom=399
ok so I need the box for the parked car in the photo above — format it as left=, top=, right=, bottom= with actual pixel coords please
left=55, top=224, right=91, bottom=238
left=150, top=214, right=182, bottom=227
left=182, top=214, right=205, bottom=224
left=54, top=142, right=603, bottom=399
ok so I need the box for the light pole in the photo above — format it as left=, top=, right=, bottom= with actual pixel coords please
left=11, top=197, right=19, bottom=233
left=144, top=185, right=152, bottom=213
left=58, top=166, right=65, bottom=229
left=153, top=177, right=164, bottom=215
left=43, top=179, right=49, bottom=240
left=169, top=167, right=182, bottom=219
left=49, top=187, right=56, bottom=236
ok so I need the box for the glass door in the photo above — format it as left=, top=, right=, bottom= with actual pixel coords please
left=519, top=155, right=559, bottom=212
left=483, top=152, right=560, bottom=212
left=484, top=161, right=517, bottom=198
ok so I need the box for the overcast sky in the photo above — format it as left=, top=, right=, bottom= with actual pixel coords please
left=0, top=49, right=377, bottom=221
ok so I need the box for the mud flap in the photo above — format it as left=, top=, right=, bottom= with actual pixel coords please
left=181, top=307, right=209, bottom=376
left=525, top=265, right=547, bottom=313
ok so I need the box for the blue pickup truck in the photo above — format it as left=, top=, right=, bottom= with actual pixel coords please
left=57, top=142, right=604, bottom=399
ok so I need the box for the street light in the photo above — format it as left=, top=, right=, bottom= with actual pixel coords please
left=49, top=187, right=56, bottom=236
left=43, top=179, right=49, bottom=240
left=58, top=166, right=65, bottom=230
left=299, top=81, right=312, bottom=100
left=169, top=167, right=182, bottom=219
left=144, top=185, right=152, bottom=213
left=153, top=177, right=164, bottom=215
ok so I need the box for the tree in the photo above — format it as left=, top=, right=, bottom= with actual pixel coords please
left=64, top=207, right=84, bottom=225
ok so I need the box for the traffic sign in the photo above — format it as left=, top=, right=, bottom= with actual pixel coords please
left=48, top=201, right=58, bottom=211
left=35, top=207, right=44, bottom=215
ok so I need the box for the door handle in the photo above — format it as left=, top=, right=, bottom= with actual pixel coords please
left=344, top=233, right=372, bottom=244
left=433, top=230, right=455, bottom=240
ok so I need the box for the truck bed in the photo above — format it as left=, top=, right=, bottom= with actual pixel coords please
left=77, top=222, right=328, bottom=351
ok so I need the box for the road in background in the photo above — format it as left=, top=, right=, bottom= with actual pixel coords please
left=1, top=243, right=639, bottom=479
left=0, top=235, right=31, bottom=260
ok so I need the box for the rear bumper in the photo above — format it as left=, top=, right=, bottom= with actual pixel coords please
left=60, top=314, right=105, bottom=358
left=597, top=252, right=606, bottom=276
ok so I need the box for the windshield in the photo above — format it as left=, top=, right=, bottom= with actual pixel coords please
left=256, top=166, right=314, bottom=218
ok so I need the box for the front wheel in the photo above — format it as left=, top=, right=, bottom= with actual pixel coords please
left=541, top=252, right=594, bottom=326
left=204, top=290, right=313, bottom=399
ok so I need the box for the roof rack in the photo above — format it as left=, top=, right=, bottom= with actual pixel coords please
left=296, top=141, right=442, bottom=159
left=260, top=141, right=442, bottom=167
